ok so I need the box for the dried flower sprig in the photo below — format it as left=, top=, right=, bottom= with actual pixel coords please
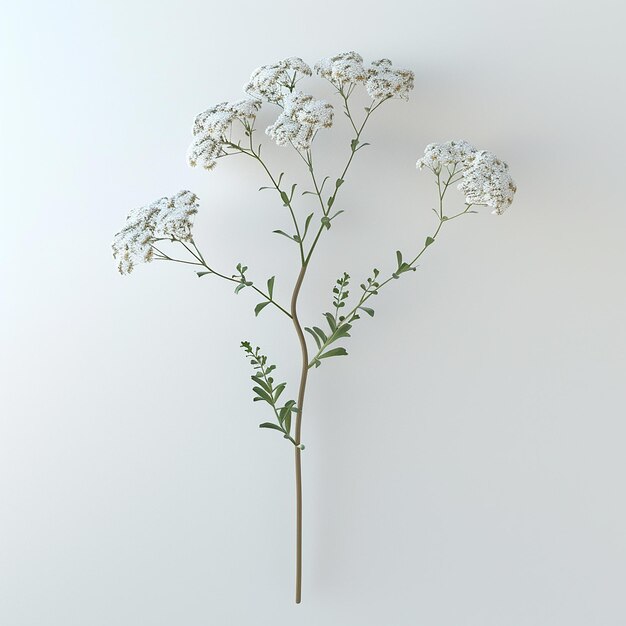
left=113, top=51, right=517, bottom=604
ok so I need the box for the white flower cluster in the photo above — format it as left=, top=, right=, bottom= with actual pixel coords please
left=315, top=52, right=415, bottom=100
left=314, top=51, right=367, bottom=86
left=266, top=91, right=334, bottom=151
left=416, top=140, right=516, bottom=214
left=416, top=140, right=478, bottom=171
left=460, top=151, right=517, bottom=215
left=365, top=59, right=415, bottom=100
left=245, top=57, right=312, bottom=103
left=188, top=99, right=261, bottom=170
left=112, top=190, right=199, bottom=274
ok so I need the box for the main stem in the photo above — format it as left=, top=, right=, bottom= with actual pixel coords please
left=290, top=262, right=309, bottom=603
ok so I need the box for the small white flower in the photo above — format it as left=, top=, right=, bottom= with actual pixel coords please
left=366, top=59, right=414, bottom=100
left=112, top=190, right=199, bottom=274
left=244, top=57, right=312, bottom=104
left=266, top=91, right=334, bottom=151
left=187, top=99, right=261, bottom=170
left=314, top=51, right=367, bottom=87
left=459, top=151, right=517, bottom=214
left=416, top=140, right=477, bottom=172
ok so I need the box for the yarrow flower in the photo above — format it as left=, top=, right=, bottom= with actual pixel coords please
left=416, top=140, right=477, bottom=172
left=244, top=57, right=312, bottom=104
left=266, top=91, right=334, bottom=151
left=366, top=59, right=414, bottom=100
left=112, top=190, right=199, bottom=274
left=417, top=141, right=516, bottom=214
left=187, top=99, right=261, bottom=170
left=459, top=151, right=517, bottom=215
left=314, top=51, right=367, bottom=87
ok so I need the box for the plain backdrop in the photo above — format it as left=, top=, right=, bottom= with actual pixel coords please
left=1, top=0, right=625, bottom=624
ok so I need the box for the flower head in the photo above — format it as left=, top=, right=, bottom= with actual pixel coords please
left=366, top=59, right=414, bottom=100
left=459, top=151, right=517, bottom=214
left=244, top=57, right=312, bottom=104
left=416, top=140, right=477, bottom=172
left=266, top=91, right=334, bottom=151
left=112, top=190, right=199, bottom=274
left=314, top=51, right=367, bottom=87
left=187, top=99, right=261, bottom=170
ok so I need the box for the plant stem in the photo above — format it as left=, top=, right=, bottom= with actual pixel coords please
left=290, top=262, right=309, bottom=604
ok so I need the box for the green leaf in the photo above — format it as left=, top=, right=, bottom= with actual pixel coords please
left=312, top=327, right=328, bottom=344
left=327, top=196, right=335, bottom=209
left=396, top=250, right=403, bottom=268
left=196, top=271, right=212, bottom=277
left=324, top=312, right=337, bottom=332
left=259, top=422, right=284, bottom=432
left=280, top=191, right=290, bottom=205
left=351, top=139, right=359, bottom=151
left=292, top=235, right=301, bottom=243
left=251, top=375, right=272, bottom=393
left=273, top=382, right=286, bottom=402
left=329, top=210, right=345, bottom=221
left=359, top=306, right=375, bottom=317
left=267, top=276, right=275, bottom=299
left=303, top=213, right=314, bottom=239
left=273, top=229, right=295, bottom=241
left=327, top=324, right=351, bottom=345
left=425, top=236, right=435, bottom=247
left=234, top=282, right=246, bottom=294
left=319, top=347, right=348, bottom=360
left=253, top=386, right=273, bottom=404
left=254, top=301, right=270, bottom=317
left=335, top=178, right=344, bottom=188
left=305, top=327, right=322, bottom=349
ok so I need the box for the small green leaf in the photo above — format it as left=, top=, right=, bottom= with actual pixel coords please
left=312, top=327, right=328, bottom=343
left=292, top=235, right=301, bottom=243
left=319, top=347, right=348, bottom=360
left=335, top=178, right=344, bottom=188
left=359, top=306, right=375, bottom=317
left=254, top=301, right=270, bottom=317
left=351, top=139, right=359, bottom=151
left=234, top=282, right=246, bottom=294
left=273, top=230, right=294, bottom=241
left=280, top=191, right=290, bottom=205
left=327, top=196, right=335, bottom=209
left=396, top=250, right=403, bottom=268
left=425, top=236, right=435, bottom=247
left=273, top=382, right=286, bottom=402
left=305, top=327, right=322, bottom=349
left=253, top=386, right=273, bottom=403
left=259, top=422, right=284, bottom=432
left=267, top=276, right=275, bottom=298
left=324, top=312, right=337, bottom=332
left=196, top=271, right=212, bottom=277
left=303, top=213, right=314, bottom=238
left=251, top=375, right=271, bottom=393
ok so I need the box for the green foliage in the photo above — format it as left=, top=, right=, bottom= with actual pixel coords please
left=234, top=263, right=253, bottom=294
left=393, top=251, right=416, bottom=279
left=241, top=341, right=299, bottom=446
left=254, top=301, right=270, bottom=316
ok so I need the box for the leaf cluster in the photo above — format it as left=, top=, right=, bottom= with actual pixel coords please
left=240, top=341, right=299, bottom=446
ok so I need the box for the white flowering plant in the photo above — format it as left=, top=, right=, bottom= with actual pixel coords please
left=112, top=51, right=516, bottom=603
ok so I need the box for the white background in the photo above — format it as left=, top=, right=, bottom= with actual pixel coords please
left=2, top=0, right=626, bottom=624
